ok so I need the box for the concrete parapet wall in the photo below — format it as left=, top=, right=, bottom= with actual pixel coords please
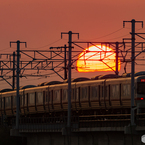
left=26, top=132, right=144, bottom=145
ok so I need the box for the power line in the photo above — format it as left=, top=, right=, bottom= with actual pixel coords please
left=105, top=33, right=130, bottom=41
left=0, top=47, right=16, bottom=53
left=94, top=28, right=124, bottom=40
left=26, top=39, right=62, bottom=50
left=79, top=28, right=124, bottom=41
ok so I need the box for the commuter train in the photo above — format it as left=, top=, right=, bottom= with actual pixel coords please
left=0, top=72, right=145, bottom=118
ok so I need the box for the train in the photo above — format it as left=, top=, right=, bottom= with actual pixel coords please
left=0, top=72, right=145, bottom=120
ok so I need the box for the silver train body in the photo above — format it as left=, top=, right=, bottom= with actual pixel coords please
left=0, top=75, right=145, bottom=116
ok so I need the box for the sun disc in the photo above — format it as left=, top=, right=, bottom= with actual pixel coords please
left=76, top=45, right=121, bottom=72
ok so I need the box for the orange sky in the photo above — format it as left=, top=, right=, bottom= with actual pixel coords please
left=0, top=0, right=145, bottom=88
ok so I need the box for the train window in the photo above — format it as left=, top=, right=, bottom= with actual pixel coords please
left=24, top=94, right=27, bottom=105
left=49, top=91, right=53, bottom=102
left=5, top=97, right=8, bottom=108
left=2, top=98, right=4, bottom=109
left=102, top=86, right=108, bottom=98
left=5, top=97, right=11, bottom=108
left=11, top=96, right=13, bottom=106
left=76, top=88, right=80, bottom=100
left=8, top=96, right=11, bottom=107
left=46, top=91, right=49, bottom=102
left=105, top=86, right=108, bottom=98
left=72, top=88, right=75, bottom=100
left=54, top=90, right=60, bottom=101
left=81, top=87, right=88, bottom=99
left=137, top=82, right=145, bottom=94
left=102, top=86, right=104, bottom=98
left=20, top=95, right=23, bottom=106
left=108, top=85, right=110, bottom=98
left=13, top=96, right=16, bottom=107
left=112, top=85, right=119, bottom=98
left=28, top=93, right=35, bottom=104
left=0, top=98, right=1, bottom=109
left=37, top=92, right=43, bottom=104
left=0, top=98, right=2, bottom=109
left=63, top=89, right=67, bottom=101
left=123, top=84, right=130, bottom=96
left=43, top=91, right=45, bottom=103
left=91, top=86, right=97, bottom=98
left=22, top=94, right=25, bottom=106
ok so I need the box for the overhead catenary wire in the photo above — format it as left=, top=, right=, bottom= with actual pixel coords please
left=0, top=70, right=64, bottom=89
left=26, top=38, right=62, bottom=50
left=79, top=27, right=127, bottom=41
left=92, top=28, right=124, bottom=40
left=0, top=47, right=16, bottom=53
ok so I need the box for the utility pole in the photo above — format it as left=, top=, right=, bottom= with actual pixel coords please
left=115, top=42, right=119, bottom=75
left=131, top=19, right=135, bottom=126
left=123, top=19, right=143, bottom=126
left=61, top=31, right=79, bottom=145
left=10, top=40, right=27, bottom=129
left=68, top=31, right=72, bottom=130
left=12, top=52, right=15, bottom=90
left=64, top=44, right=67, bottom=80
left=61, top=31, right=79, bottom=130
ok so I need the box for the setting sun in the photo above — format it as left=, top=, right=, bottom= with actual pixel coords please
left=77, top=45, right=121, bottom=72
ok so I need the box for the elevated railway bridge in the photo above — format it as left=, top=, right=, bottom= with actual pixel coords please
left=7, top=113, right=145, bottom=132
left=1, top=74, right=145, bottom=145
left=2, top=112, right=145, bottom=145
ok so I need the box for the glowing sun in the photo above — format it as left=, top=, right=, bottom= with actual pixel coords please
left=76, top=45, right=121, bottom=72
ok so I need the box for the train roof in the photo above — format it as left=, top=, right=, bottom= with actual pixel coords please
left=122, top=71, right=145, bottom=77
left=105, top=75, right=145, bottom=83
left=64, top=77, right=90, bottom=83
left=63, top=79, right=72, bottom=83
left=72, top=77, right=90, bottom=82
left=0, top=88, right=13, bottom=93
left=122, top=72, right=131, bottom=77
left=91, top=75, right=101, bottom=80
left=135, top=71, right=145, bottom=76
left=38, top=82, right=46, bottom=86
left=20, top=85, right=37, bottom=89
left=98, top=74, right=120, bottom=79
left=44, top=81, right=63, bottom=85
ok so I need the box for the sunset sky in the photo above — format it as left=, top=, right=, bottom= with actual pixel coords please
left=0, top=0, right=145, bottom=89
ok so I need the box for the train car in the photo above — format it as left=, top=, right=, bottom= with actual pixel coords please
left=49, top=82, right=76, bottom=112
left=1, top=74, right=145, bottom=118
left=104, top=75, right=145, bottom=113
left=49, top=83, right=63, bottom=111
left=106, top=77, right=131, bottom=108
left=22, top=86, right=49, bottom=114
left=89, top=80, right=103, bottom=109
left=0, top=90, right=23, bottom=116
left=135, top=75, right=145, bottom=108
left=76, top=79, right=104, bottom=110
left=61, top=83, right=69, bottom=111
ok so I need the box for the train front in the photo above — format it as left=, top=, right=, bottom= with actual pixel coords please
left=136, top=75, right=145, bottom=111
